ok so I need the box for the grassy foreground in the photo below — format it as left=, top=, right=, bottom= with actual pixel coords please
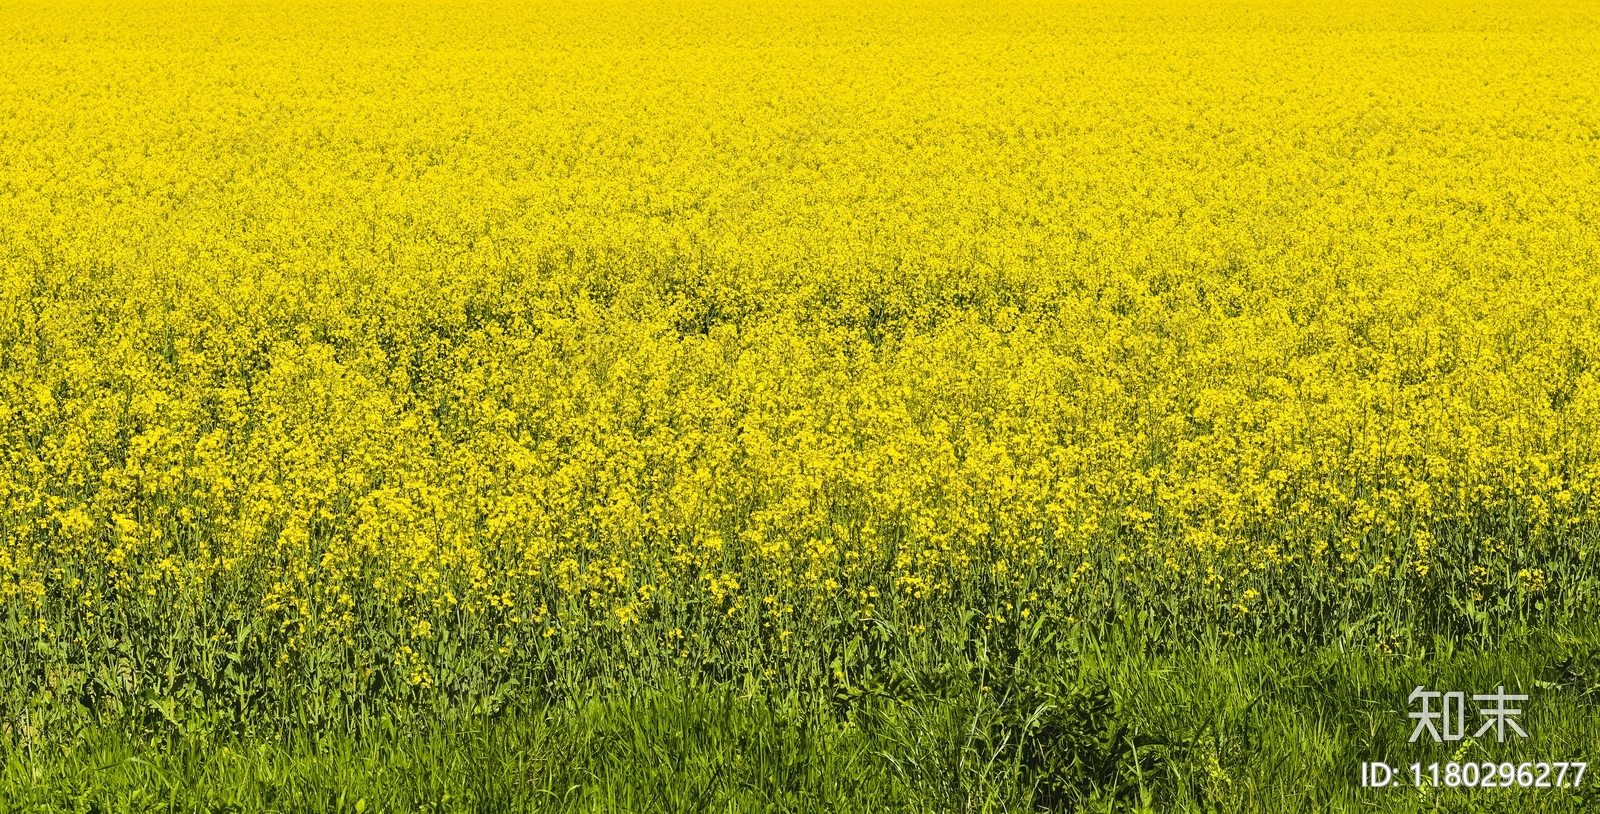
left=5, top=624, right=1597, bottom=813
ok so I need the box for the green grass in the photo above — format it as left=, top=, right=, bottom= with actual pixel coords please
left=5, top=623, right=1597, bottom=813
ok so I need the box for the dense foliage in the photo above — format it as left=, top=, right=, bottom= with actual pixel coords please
left=1, top=0, right=1597, bottom=739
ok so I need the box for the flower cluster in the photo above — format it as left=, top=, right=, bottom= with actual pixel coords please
left=0, top=0, right=1595, bottom=722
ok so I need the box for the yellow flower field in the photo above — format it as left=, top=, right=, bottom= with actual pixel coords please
left=0, top=0, right=1597, bottom=719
